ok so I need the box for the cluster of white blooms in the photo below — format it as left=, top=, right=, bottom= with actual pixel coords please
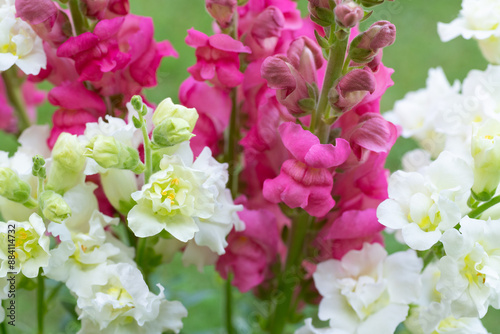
left=0, top=0, right=46, bottom=74
left=0, top=96, right=243, bottom=332
left=371, top=48, right=500, bottom=333
left=438, top=0, right=500, bottom=64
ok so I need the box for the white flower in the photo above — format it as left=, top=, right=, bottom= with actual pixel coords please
left=295, top=318, right=349, bottom=334
left=311, top=243, right=422, bottom=334
left=45, top=210, right=134, bottom=298
left=385, top=68, right=462, bottom=158
left=437, top=216, right=500, bottom=318
left=377, top=151, right=473, bottom=250
left=0, top=0, right=46, bottom=74
left=128, top=147, right=242, bottom=254
left=0, top=213, right=50, bottom=278
left=471, top=120, right=500, bottom=198
left=438, top=0, right=500, bottom=63
left=76, top=263, right=187, bottom=334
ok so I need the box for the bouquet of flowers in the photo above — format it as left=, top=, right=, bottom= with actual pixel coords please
left=1, top=0, right=499, bottom=333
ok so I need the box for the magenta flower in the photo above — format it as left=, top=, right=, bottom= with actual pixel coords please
left=186, top=28, right=251, bottom=87
left=216, top=205, right=279, bottom=293
left=57, top=17, right=131, bottom=82
left=47, top=83, right=106, bottom=148
left=80, top=0, right=130, bottom=19
left=263, top=122, right=350, bottom=217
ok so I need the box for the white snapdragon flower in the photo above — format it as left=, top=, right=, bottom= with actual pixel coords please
left=45, top=210, right=134, bottom=298
left=295, top=318, right=349, bottom=334
left=306, top=243, right=422, bottom=334
left=437, top=216, right=500, bottom=318
left=377, top=151, right=473, bottom=250
left=76, top=263, right=187, bottom=334
left=438, top=0, right=500, bottom=64
left=0, top=0, right=46, bottom=75
left=0, top=213, right=50, bottom=278
left=405, top=262, right=489, bottom=334
left=385, top=68, right=461, bottom=158
left=128, top=147, right=243, bottom=255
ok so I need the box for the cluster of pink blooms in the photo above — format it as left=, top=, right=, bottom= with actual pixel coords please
left=3, top=0, right=176, bottom=140
left=181, top=0, right=397, bottom=293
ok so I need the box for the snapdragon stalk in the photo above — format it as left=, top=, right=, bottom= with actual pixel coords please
left=68, top=0, right=90, bottom=35
left=311, top=28, right=350, bottom=144
left=269, top=211, right=313, bottom=333
left=37, top=269, right=45, bottom=334
left=132, top=97, right=153, bottom=281
left=1, top=68, right=31, bottom=134
left=222, top=16, right=240, bottom=334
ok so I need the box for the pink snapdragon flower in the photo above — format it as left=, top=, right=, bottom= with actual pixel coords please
left=206, top=0, right=237, bottom=29
left=186, top=28, right=251, bottom=87
left=261, top=36, right=323, bottom=116
left=263, top=122, right=350, bottom=217
left=216, top=205, right=279, bottom=292
left=47, top=83, right=106, bottom=148
left=57, top=17, right=131, bottom=82
left=179, top=77, right=231, bottom=156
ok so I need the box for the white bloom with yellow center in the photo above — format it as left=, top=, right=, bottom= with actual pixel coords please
left=437, top=216, right=500, bottom=319
left=76, top=263, right=187, bottom=334
left=45, top=210, right=134, bottom=298
left=0, top=213, right=50, bottom=278
left=0, top=0, right=46, bottom=75
left=308, top=243, right=422, bottom=334
left=377, top=151, right=473, bottom=250
left=128, top=147, right=242, bottom=254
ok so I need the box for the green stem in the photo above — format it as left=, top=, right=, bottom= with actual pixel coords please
left=139, top=114, right=153, bottom=184
left=1, top=68, right=31, bottom=134
left=225, top=89, right=239, bottom=198
left=311, top=31, right=349, bottom=143
left=135, top=237, right=148, bottom=280
left=225, top=273, right=235, bottom=334
left=1, top=300, right=7, bottom=334
left=68, top=0, right=89, bottom=35
left=469, top=195, right=500, bottom=219
left=37, top=271, right=44, bottom=334
left=269, top=212, right=313, bottom=334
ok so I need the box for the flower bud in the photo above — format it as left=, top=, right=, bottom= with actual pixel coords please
left=335, top=1, right=364, bottom=28
left=0, top=168, right=35, bottom=207
left=101, top=169, right=138, bottom=214
left=153, top=98, right=199, bottom=131
left=39, top=190, right=71, bottom=223
left=471, top=121, right=500, bottom=201
left=46, top=133, right=86, bottom=194
left=307, top=0, right=334, bottom=26
left=85, top=135, right=145, bottom=174
left=330, top=68, right=376, bottom=113
left=349, top=21, right=396, bottom=63
left=205, top=0, right=237, bottom=29
left=359, top=0, right=385, bottom=7
left=153, top=118, right=195, bottom=147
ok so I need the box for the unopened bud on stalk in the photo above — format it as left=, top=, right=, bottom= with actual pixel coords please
left=205, top=0, right=237, bottom=29
left=153, top=118, right=195, bottom=147
left=349, top=20, right=396, bottom=63
left=329, top=68, right=376, bottom=113
left=32, top=155, right=46, bottom=179
left=153, top=98, right=198, bottom=131
left=85, top=135, right=145, bottom=174
left=335, top=1, right=364, bottom=28
left=0, top=168, right=35, bottom=207
left=307, top=0, right=335, bottom=27
left=359, top=0, right=390, bottom=8
left=46, top=133, right=86, bottom=194
left=39, top=190, right=71, bottom=223
left=471, top=121, right=500, bottom=201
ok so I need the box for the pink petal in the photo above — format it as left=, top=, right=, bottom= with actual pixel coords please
left=94, top=17, right=125, bottom=40
left=278, top=122, right=319, bottom=162
left=328, top=209, right=385, bottom=240
left=57, top=33, right=99, bottom=57
left=185, top=28, right=209, bottom=48
left=208, top=34, right=251, bottom=53
left=304, top=138, right=351, bottom=168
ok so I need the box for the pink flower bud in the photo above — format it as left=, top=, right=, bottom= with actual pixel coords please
left=205, top=0, right=237, bottom=29
left=332, top=68, right=376, bottom=112
left=359, top=21, right=396, bottom=51
left=334, top=1, right=364, bottom=28
left=261, top=37, right=323, bottom=116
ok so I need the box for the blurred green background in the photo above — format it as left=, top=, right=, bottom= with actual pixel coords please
left=2, top=0, right=499, bottom=333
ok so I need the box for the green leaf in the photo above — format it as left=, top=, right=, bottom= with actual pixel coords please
left=314, top=7, right=335, bottom=25
left=314, top=30, right=330, bottom=49
left=298, top=98, right=316, bottom=113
